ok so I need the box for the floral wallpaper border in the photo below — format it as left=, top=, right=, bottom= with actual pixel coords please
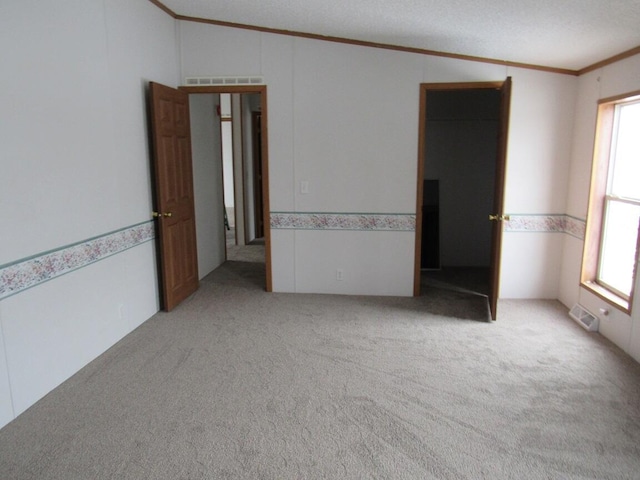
left=0, top=221, right=155, bottom=301
left=504, top=214, right=586, bottom=239
left=270, top=213, right=416, bottom=231
left=1, top=214, right=586, bottom=300
left=271, top=212, right=585, bottom=238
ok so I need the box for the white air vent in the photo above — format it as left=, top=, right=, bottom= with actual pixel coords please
left=569, top=304, right=599, bottom=332
left=184, top=76, right=264, bottom=86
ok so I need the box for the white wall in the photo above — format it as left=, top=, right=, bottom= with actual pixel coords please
left=559, top=53, right=640, bottom=362
left=179, top=21, right=578, bottom=298
left=190, top=94, right=226, bottom=278
left=0, top=314, right=13, bottom=428
left=630, top=272, right=640, bottom=362
left=221, top=121, right=235, bottom=210
left=0, top=0, right=178, bottom=428
left=499, top=68, right=577, bottom=298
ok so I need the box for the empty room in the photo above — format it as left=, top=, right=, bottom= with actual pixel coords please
left=1, top=0, right=640, bottom=478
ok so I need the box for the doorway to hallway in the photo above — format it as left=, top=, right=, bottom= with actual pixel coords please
left=183, top=85, right=272, bottom=291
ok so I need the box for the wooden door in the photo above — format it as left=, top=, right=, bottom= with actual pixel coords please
left=488, top=77, right=512, bottom=320
left=149, top=82, right=199, bottom=311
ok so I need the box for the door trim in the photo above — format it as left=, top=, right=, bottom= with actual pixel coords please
left=413, top=81, right=509, bottom=319
left=180, top=85, right=272, bottom=292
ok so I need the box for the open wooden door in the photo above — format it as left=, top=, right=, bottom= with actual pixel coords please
left=149, top=82, right=199, bottom=311
left=487, top=77, right=512, bottom=320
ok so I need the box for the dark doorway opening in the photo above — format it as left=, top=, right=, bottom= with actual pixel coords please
left=414, top=80, right=512, bottom=320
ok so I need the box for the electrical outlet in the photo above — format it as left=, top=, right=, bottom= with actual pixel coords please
left=336, top=269, right=344, bottom=281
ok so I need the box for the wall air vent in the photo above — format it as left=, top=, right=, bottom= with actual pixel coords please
left=569, top=304, right=599, bottom=332
left=184, top=76, right=264, bottom=86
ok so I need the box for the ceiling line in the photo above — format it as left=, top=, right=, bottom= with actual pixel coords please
left=176, top=14, right=578, bottom=76
left=578, top=45, right=640, bottom=76
left=148, top=0, right=177, bottom=18
left=148, top=0, right=639, bottom=76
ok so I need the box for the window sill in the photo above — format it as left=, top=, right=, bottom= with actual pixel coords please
left=581, top=281, right=631, bottom=314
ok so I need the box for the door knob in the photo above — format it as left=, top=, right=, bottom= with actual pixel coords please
left=489, top=214, right=510, bottom=221
left=489, top=214, right=499, bottom=221
left=163, top=212, right=172, bottom=217
left=152, top=211, right=173, bottom=218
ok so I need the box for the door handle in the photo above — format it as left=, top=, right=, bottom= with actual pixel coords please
left=152, top=211, right=173, bottom=218
left=488, top=214, right=510, bottom=221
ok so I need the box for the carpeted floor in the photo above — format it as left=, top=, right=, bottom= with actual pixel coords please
left=226, top=228, right=266, bottom=264
left=422, top=267, right=490, bottom=297
left=1, top=260, right=640, bottom=479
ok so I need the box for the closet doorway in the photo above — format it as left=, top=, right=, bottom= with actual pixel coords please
left=414, top=79, right=512, bottom=320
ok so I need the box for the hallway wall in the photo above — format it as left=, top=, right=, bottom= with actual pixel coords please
left=190, top=94, right=226, bottom=278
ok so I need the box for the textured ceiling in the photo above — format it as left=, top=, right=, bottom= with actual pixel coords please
left=160, top=0, right=640, bottom=71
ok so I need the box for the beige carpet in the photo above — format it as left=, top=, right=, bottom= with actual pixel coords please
left=1, top=260, right=640, bottom=479
left=226, top=228, right=266, bottom=264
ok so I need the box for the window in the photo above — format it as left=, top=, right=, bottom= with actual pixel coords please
left=582, top=92, right=640, bottom=312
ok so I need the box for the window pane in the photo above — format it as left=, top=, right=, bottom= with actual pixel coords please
left=599, top=199, right=640, bottom=297
left=610, top=102, right=640, bottom=200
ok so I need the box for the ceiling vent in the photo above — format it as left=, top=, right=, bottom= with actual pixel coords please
left=184, top=76, right=264, bottom=86
left=569, top=304, right=599, bottom=332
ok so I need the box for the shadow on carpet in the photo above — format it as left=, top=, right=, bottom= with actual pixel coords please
left=203, top=260, right=266, bottom=290
left=420, top=272, right=490, bottom=322
left=202, top=261, right=489, bottom=322
left=419, top=284, right=490, bottom=322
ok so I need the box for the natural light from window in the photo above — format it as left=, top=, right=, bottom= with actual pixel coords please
left=597, top=101, right=640, bottom=299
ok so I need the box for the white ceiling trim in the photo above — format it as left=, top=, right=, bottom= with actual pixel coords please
left=152, top=0, right=640, bottom=73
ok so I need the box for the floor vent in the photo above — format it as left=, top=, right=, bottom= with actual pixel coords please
left=569, top=304, right=599, bottom=332
left=184, top=76, right=264, bottom=86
